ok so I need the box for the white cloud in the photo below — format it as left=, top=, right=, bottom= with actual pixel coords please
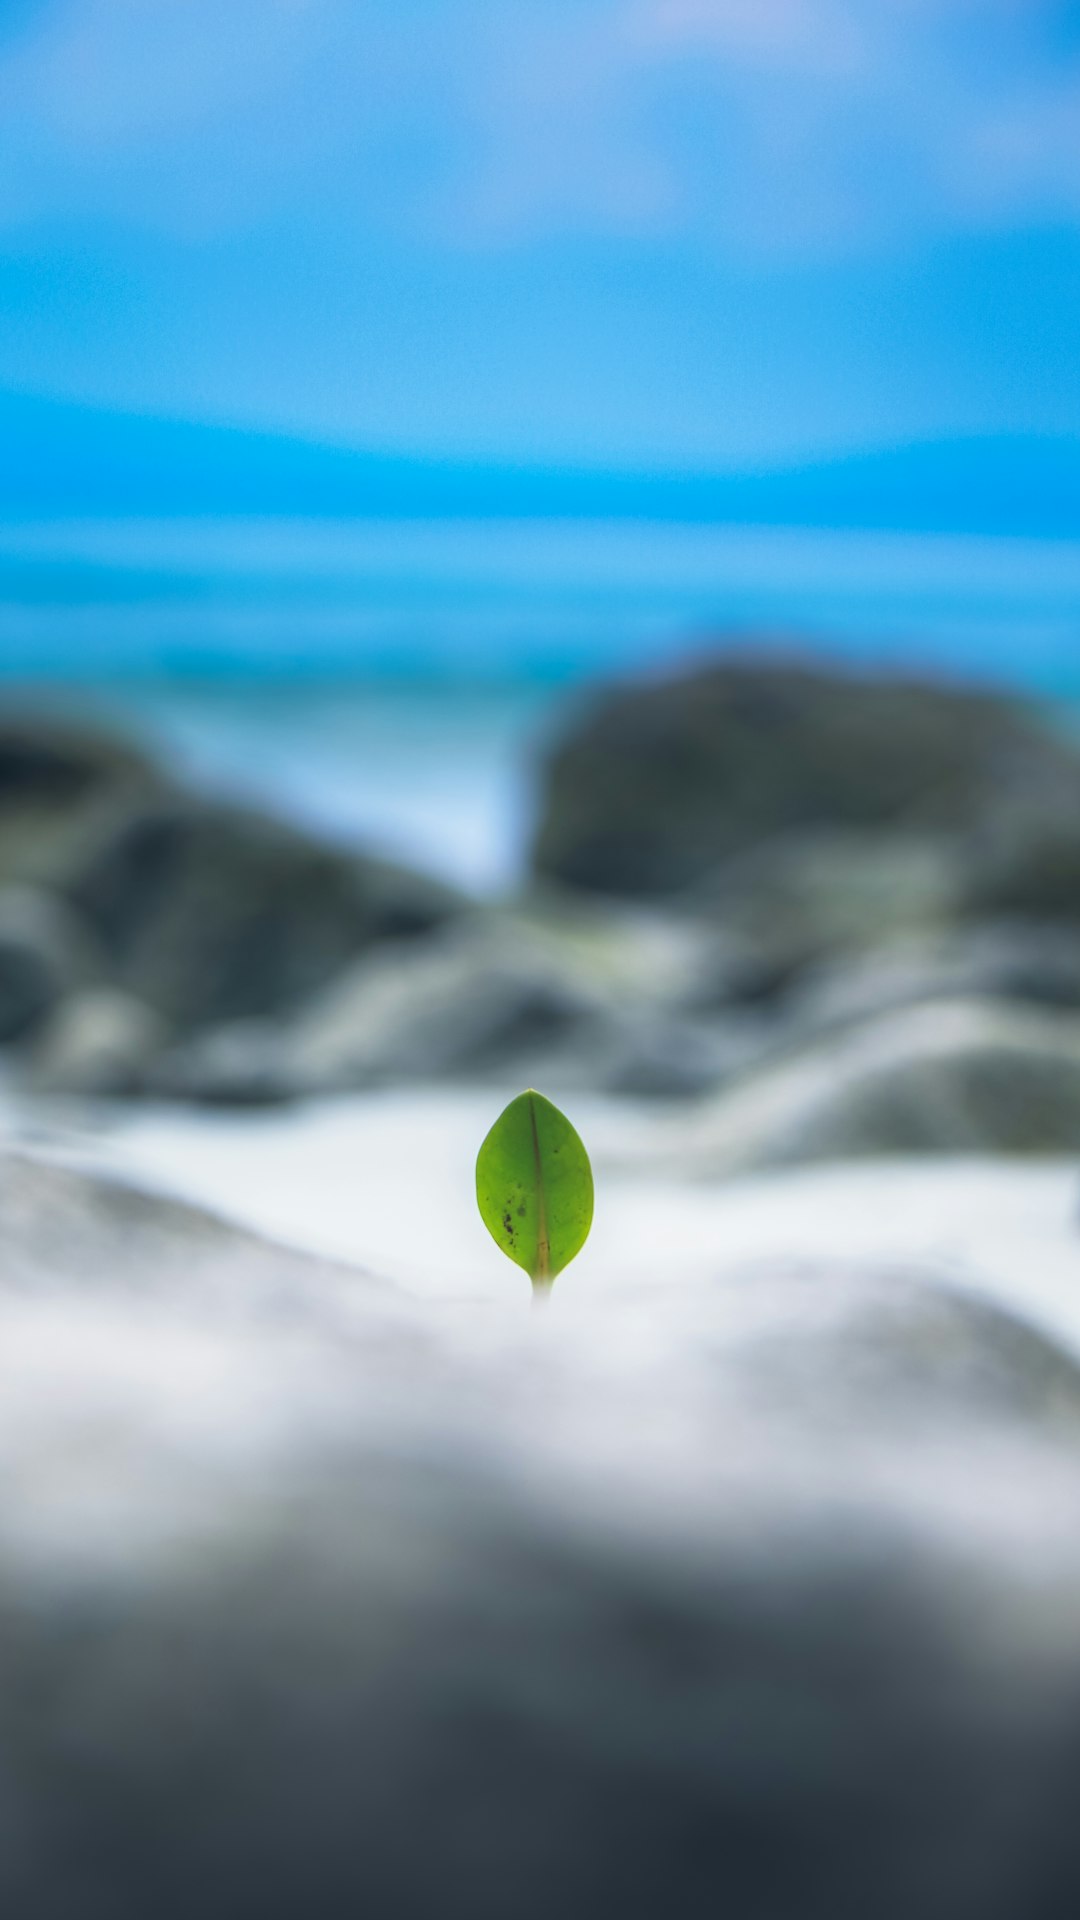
left=1, top=0, right=323, bottom=143
left=426, top=0, right=1080, bottom=255
left=632, top=0, right=866, bottom=72
left=0, top=0, right=1076, bottom=255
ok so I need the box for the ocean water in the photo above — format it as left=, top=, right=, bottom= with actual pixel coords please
left=5, top=677, right=564, bottom=892
left=2, top=516, right=1079, bottom=889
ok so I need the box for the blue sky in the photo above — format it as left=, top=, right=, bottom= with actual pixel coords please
left=0, top=0, right=1078, bottom=468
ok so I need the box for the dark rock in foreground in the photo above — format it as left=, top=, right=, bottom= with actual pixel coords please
left=4, top=1153, right=1080, bottom=1916
left=532, top=658, right=1080, bottom=897
left=0, top=1148, right=388, bottom=1315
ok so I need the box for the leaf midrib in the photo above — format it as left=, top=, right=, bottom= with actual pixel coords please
left=527, top=1090, right=551, bottom=1288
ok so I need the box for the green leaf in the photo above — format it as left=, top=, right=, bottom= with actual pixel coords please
left=476, top=1089, right=594, bottom=1292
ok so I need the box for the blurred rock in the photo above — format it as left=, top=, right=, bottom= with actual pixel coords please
left=683, top=830, right=958, bottom=997
left=963, top=806, right=1080, bottom=922
left=145, top=901, right=1080, bottom=1111
left=0, top=1149, right=392, bottom=1321
left=0, top=713, right=157, bottom=889
left=674, top=998, right=1080, bottom=1174
left=58, top=791, right=470, bottom=1030
left=0, top=715, right=151, bottom=805
left=0, top=887, right=101, bottom=1043
left=28, top=988, right=169, bottom=1097
left=593, top=1023, right=715, bottom=1097
left=533, top=658, right=1080, bottom=897
left=5, top=1149, right=1080, bottom=1915
left=10, top=689, right=1080, bottom=1116
left=599, top=1008, right=765, bottom=1097
left=784, top=924, right=1080, bottom=1040
left=513, top=883, right=709, bottom=1006
left=148, top=1017, right=298, bottom=1106
left=250, top=918, right=611, bottom=1094
left=288, top=917, right=755, bottom=1101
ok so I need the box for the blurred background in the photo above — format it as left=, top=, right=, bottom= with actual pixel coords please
left=8, top=14, right=1080, bottom=1916
left=0, top=0, right=1079, bottom=1145
left=1, top=0, right=1078, bottom=877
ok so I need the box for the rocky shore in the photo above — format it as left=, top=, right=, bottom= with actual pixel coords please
left=4, top=658, right=1080, bottom=1155
left=4, top=655, right=1080, bottom=1913
left=1, top=1140, right=1080, bottom=1917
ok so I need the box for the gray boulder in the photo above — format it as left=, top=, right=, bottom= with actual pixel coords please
left=57, top=792, right=469, bottom=1030
left=598, top=1008, right=756, bottom=1097
left=673, top=997, right=1080, bottom=1174
left=683, top=829, right=958, bottom=999
left=145, top=906, right=722, bottom=1105
left=0, top=713, right=157, bottom=889
left=0, top=887, right=101, bottom=1044
left=146, top=1016, right=300, bottom=1106
left=782, top=924, right=1080, bottom=1041
left=963, top=806, right=1080, bottom=922
left=532, top=658, right=1080, bottom=897
left=28, top=988, right=169, bottom=1097
left=0, top=715, right=475, bottom=1052
left=0, top=714, right=151, bottom=807
left=286, top=918, right=608, bottom=1089
left=151, top=917, right=619, bottom=1102
left=6, top=1152, right=1080, bottom=1915
left=0, top=1149, right=392, bottom=1322
left=152, top=913, right=741, bottom=1104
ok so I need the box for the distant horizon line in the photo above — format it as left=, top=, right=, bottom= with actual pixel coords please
left=3, top=387, right=1079, bottom=541
left=4, top=381, right=1078, bottom=470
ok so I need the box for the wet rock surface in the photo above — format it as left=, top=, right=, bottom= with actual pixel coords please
left=0, top=888, right=100, bottom=1043
left=56, top=790, right=469, bottom=1029
left=531, top=658, right=1080, bottom=898
left=28, top=987, right=170, bottom=1098
left=5, top=672, right=1080, bottom=1149
left=963, top=807, right=1080, bottom=923
left=666, top=998, right=1080, bottom=1173
left=0, top=715, right=159, bottom=898
left=4, top=1150, right=1080, bottom=1917
left=0, top=713, right=472, bottom=1088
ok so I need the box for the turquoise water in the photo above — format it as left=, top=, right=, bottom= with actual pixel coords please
left=3, top=517, right=1079, bottom=887
left=7, top=678, right=564, bottom=893
left=3, top=517, right=1080, bottom=689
